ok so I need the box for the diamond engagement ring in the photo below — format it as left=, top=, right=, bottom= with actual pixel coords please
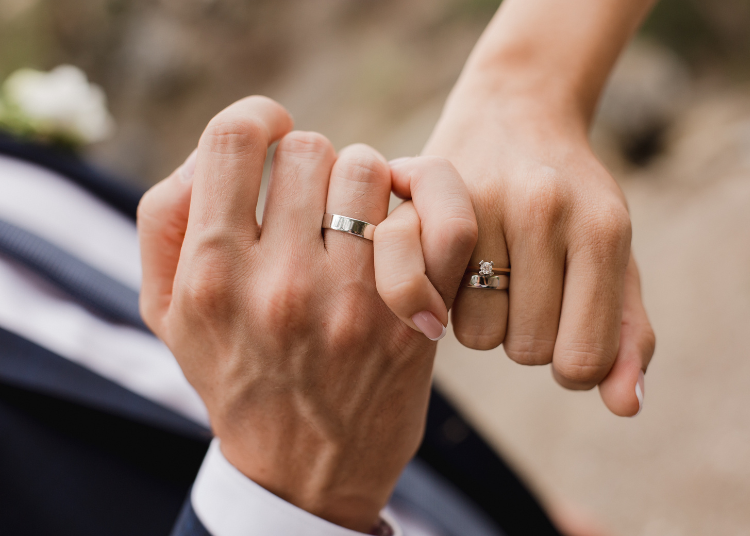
left=322, top=213, right=376, bottom=241
left=463, top=260, right=510, bottom=290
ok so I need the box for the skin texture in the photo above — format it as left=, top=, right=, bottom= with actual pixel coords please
left=422, top=0, right=658, bottom=417
left=137, top=97, right=476, bottom=532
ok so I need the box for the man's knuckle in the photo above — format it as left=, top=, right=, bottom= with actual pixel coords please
left=202, top=114, right=266, bottom=156
left=260, top=277, right=315, bottom=332
left=138, top=294, right=160, bottom=333
left=136, top=189, right=156, bottom=222
left=278, top=131, right=333, bottom=159
left=327, top=296, right=373, bottom=349
left=337, top=145, right=388, bottom=184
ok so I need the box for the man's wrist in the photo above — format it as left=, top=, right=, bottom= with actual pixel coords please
left=194, top=439, right=402, bottom=536
left=218, top=437, right=386, bottom=533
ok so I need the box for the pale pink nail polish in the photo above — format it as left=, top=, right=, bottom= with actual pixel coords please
left=634, top=370, right=645, bottom=416
left=411, top=311, right=446, bottom=341
left=179, top=150, right=198, bottom=183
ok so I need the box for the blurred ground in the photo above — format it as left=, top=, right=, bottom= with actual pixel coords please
left=2, top=1, right=750, bottom=535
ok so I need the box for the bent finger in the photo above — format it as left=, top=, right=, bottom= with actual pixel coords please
left=324, top=144, right=391, bottom=266
left=389, top=156, right=477, bottom=310
left=137, top=150, right=196, bottom=335
left=374, top=201, right=447, bottom=341
left=552, top=206, right=631, bottom=390
left=188, top=96, right=293, bottom=239
left=598, top=254, right=655, bottom=416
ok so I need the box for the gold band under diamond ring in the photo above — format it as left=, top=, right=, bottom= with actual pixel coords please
left=322, top=213, right=376, bottom=241
left=464, top=260, right=510, bottom=290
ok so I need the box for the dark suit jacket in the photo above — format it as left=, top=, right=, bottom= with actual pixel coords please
left=0, top=134, right=560, bottom=536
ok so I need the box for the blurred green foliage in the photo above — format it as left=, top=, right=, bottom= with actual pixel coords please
left=0, top=3, right=53, bottom=80
left=641, top=0, right=750, bottom=76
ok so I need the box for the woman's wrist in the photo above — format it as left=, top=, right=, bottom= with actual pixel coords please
left=437, top=68, right=591, bottom=154
left=451, top=61, right=592, bottom=136
left=453, top=0, right=657, bottom=129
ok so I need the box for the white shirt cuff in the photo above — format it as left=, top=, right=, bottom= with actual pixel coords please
left=192, top=439, right=403, bottom=536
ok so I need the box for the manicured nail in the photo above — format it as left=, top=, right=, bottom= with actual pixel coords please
left=179, top=150, right=198, bottom=183
left=388, top=157, right=412, bottom=167
left=411, top=311, right=446, bottom=341
left=634, top=370, right=645, bottom=416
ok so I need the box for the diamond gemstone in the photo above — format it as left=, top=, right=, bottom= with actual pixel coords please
left=479, top=260, right=494, bottom=276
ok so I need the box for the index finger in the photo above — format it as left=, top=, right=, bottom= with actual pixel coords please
left=389, top=156, right=478, bottom=309
left=188, top=96, right=293, bottom=239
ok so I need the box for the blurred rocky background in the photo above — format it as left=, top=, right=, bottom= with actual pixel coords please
left=2, top=1, right=750, bottom=535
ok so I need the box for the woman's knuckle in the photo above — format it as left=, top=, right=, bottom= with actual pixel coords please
left=641, top=325, right=657, bottom=359
left=377, top=217, right=415, bottom=241
left=417, top=155, right=457, bottom=174
left=453, top=324, right=504, bottom=351
left=451, top=305, right=506, bottom=350
left=555, top=344, right=613, bottom=385
left=444, top=214, right=478, bottom=252
left=521, top=171, right=569, bottom=230
left=377, top=275, right=422, bottom=309
left=505, top=335, right=555, bottom=365
left=585, top=203, right=631, bottom=249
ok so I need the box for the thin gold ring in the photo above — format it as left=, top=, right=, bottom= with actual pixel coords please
left=463, top=260, right=510, bottom=290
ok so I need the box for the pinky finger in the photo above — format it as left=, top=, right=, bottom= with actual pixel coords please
left=598, top=254, right=656, bottom=416
left=374, top=201, right=448, bottom=341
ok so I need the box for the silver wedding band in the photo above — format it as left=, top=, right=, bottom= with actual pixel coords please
left=463, top=273, right=510, bottom=290
left=322, top=213, right=376, bottom=241
left=463, top=260, right=510, bottom=290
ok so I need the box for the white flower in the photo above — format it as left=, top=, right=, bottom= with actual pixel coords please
left=2, top=65, right=115, bottom=145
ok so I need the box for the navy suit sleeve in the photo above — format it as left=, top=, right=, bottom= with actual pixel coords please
left=170, top=496, right=211, bottom=536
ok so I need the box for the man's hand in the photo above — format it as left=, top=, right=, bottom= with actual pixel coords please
left=420, top=0, right=657, bottom=417
left=137, top=97, right=476, bottom=532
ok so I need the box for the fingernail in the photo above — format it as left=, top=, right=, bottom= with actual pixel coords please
left=389, top=157, right=412, bottom=167
left=411, top=311, right=446, bottom=341
left=634, top=371, right=645, bottom=417
left=179, top=150, right=198, bottom=183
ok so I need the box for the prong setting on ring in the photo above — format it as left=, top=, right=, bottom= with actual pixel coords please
left=478, top=260, right=494, bottom=276
left=464, top=259, right=510, bottom=290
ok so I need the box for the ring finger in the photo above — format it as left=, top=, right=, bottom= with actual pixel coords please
left=450, top=196, right=510, bottom=350
left=324, top=144, right=392, bottom=269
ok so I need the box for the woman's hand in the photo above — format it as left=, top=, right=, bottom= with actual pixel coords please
left=423, top=80, right=654, bottom=417
left=417, top=0, right=657, bottom=418
left=137, top=96, right=476, bottom=532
